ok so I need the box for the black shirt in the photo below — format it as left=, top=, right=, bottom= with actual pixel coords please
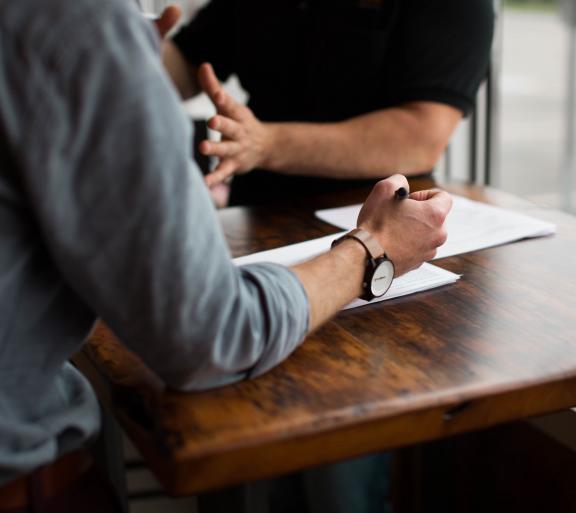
left=174, top=0, right=494, bottom=205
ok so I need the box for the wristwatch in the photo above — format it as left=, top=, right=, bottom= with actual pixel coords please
left=331, top=228, right=395, bottom=301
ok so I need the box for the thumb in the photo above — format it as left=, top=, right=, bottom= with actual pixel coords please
left=155, top=5, right=182, bottom=38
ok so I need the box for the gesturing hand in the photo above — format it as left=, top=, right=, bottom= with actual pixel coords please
left=197, top=63, right=272, bottom=188
left=358, top=175, right=452, bottom=277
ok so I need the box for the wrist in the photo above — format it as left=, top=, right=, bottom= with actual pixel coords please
left=333, top=228, right=395, bottom=301
left=357, top=223, right=389, bottom=255
left=260, top=123, right=282, bottom=170
left=330, top=238, right=367, bottom=297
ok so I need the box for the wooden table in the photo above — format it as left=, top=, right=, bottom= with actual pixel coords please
left=76, top=178, right=576, bottom=496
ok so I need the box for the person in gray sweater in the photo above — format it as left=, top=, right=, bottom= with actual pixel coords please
left=0, top=0, right=451, bottom=509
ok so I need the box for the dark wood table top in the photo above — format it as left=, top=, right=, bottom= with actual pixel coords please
left=76, top=178, right=576, bottom=495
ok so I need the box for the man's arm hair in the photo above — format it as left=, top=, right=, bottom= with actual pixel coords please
left=262, top=102, right=462, bottom=178
left=196, top=64, right=463, bottom=186
left=200, top=89, right=463, bottom=186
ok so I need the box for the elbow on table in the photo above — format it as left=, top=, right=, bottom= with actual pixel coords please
left=153, top=310, right=269, bottom=393
left=157, top=333, right=253, bottom=392
left=149, top=264, right=308, bottom=392
left=163, top=366, right=248, bottom=393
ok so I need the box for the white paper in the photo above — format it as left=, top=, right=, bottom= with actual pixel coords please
left=315, top=195, right=556, bottom=260
left=234, top=233, right=346, bottom=267
left=234, top=237, right=460, bottom=310
left=342, top=263, right=459, bottom=310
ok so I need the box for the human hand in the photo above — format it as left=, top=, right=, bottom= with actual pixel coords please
left=197, top=63, right=272, bottom=188
left=357, top=175, right=452, bottom=276
left=153, top=5, right=181, bottom=38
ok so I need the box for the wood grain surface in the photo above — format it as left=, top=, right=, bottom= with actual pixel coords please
left=76, top=178, right=576, bottom=495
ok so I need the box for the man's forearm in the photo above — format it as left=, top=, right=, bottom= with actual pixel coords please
left=162, top=40, right=199, bottom=99
left=195, top=64, right=463, bottom=186
left=264, top=102, right=462, bottom=179
left=292, top=240, right=365, bottom=331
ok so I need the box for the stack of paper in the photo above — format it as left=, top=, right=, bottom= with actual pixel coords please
left=315, top=195, right=556, bottom=260
left=233, top=195, right=555, bottom=311
left=342, top=263, right=459, bottom=310
left=234, top=237, right=460, bottom=310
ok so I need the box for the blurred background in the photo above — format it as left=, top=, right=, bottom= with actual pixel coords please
left=500, top=0, right=573, bottom=212
left=141, top=0, right=576, bottom=212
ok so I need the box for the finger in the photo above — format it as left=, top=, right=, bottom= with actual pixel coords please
left=414, top=189, right=453, bottom=214
left=154, top=5, right=181, bottom=38
left=414, top=189, right=453, bottom=223
left=428, top=190, right=453, bottom=218
left=200, top=140, right=241, bottom=159
left=205, top=160, right=238, bottom=187
left=213, top=89, right=247, bottom=121
left=208, top=115, right=242, bottom=140
left=372, top=174, right=410, bottom=199
left=198, top=70, right=245, bottom=122
left=198, top=62, right=223, bottom=102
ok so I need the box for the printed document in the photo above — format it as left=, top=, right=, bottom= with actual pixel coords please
left=315, top=195, right=556, bottom=260
left=234, top=239, right=460, bottom=310
left=234, top=195, right=555, bottom=310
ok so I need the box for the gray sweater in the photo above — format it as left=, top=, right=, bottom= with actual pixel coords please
left=0, top=0, right=309, bottom=484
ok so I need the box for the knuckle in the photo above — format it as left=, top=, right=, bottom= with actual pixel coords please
left=433, top=228, right=448, bottom=248
left=374, top=179, right=393, bottom=196
left=437, top=191, right=453, bottom=214
left=391, top=173, right=408, bottom=185
left=241, top=106, right=255, bottom=120
left=431, top=237, right=444, bottom=249
left=428, top=205, right=446, bottom=226
left=439, top=228, right=448, bottom=246
left=425, top=249, right=437, bottom=261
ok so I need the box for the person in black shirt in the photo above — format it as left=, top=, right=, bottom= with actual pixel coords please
left=164, top=0, right=494, bottom=206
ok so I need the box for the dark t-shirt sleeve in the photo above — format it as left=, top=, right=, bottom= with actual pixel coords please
left=172, top=0, right=235, bottom=81
left=395, top=0, right=494, bottom=115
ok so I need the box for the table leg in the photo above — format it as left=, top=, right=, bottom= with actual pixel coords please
left=92, top=407, right=130, bottom=513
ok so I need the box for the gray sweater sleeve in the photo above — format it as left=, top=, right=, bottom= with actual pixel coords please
left=16, top=0, right=309, bottom=390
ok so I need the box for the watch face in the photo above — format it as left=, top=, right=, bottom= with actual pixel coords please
left=370, top=260, right=395, bottom=297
